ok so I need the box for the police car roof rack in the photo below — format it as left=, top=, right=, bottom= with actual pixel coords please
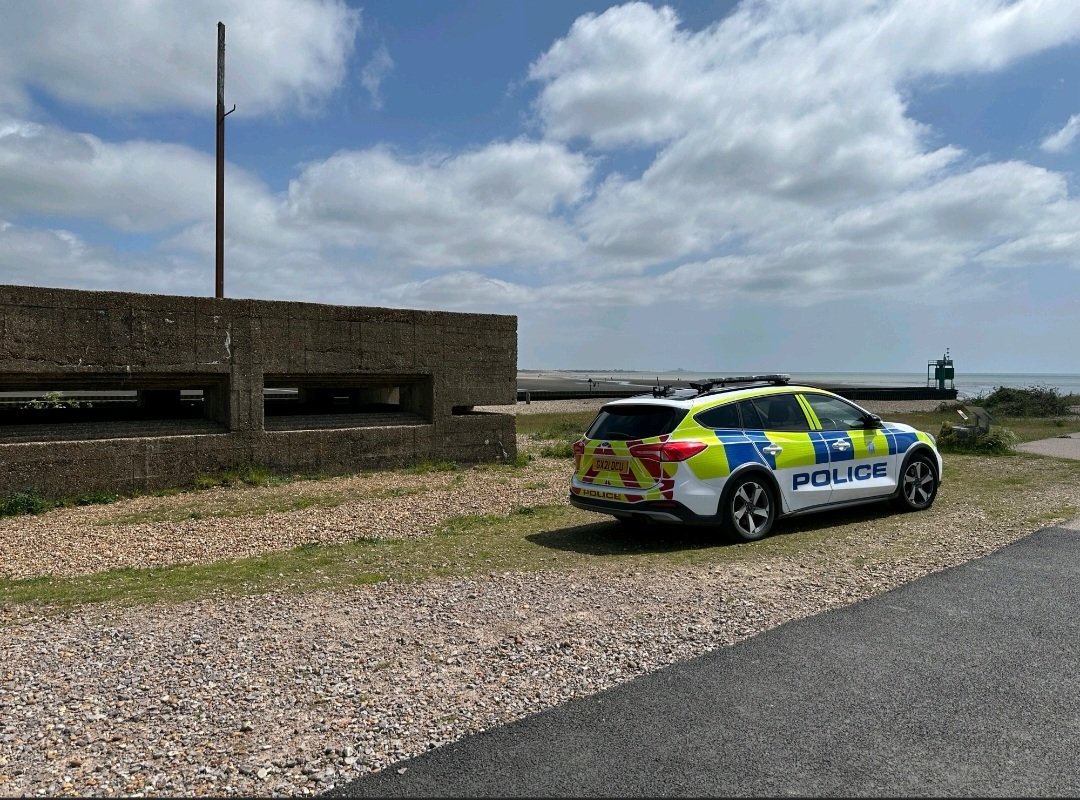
left=651, top=383, right=696, bottom=398
left=690, top=373, right=790, bottom=396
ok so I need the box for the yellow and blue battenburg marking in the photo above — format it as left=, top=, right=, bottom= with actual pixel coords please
left=572, top=389, right=939, bottom=511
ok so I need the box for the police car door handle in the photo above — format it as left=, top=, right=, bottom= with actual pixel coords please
left=831, top=440, right=851, bottom=451
left=762, top=444, right=782, bottom=456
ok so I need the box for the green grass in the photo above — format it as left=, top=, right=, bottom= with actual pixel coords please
left=539, top=442, right=575, bottom=458
left=0, top=488, right=119, bottom=518
left=3, top=503, right=763, bottom=611
left=7, top=447, right=1080, bottom=615
left=404, top=459, right=460, bottom=475
left=191, top=465, right=297, bottom=490
left=886, top=410, right=1079, bottom=446
left=516, top=411, right=595, bottom=441
left=4, top=405, right=1080, bottom=617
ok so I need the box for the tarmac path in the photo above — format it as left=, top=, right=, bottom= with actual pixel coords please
left=329, top=517, right=1080, bottom=798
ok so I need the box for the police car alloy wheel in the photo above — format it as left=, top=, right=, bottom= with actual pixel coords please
left=722, top=474, right=776, bottom=541
left=568, top=374, right=944, bottom=542
left=897, top=454, right=939, bottom=511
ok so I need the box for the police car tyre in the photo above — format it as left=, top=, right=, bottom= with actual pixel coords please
left=721, top=473, right=777, bottom=542
left=896, top=452, right=938, bottom=512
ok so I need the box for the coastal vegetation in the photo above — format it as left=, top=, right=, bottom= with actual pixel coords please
left=964, top=385, right=1077, bottom=417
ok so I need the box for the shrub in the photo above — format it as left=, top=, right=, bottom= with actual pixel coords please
left=976, top=386, right=1071, bottom=417
left=937, top=423, right=1017, bottom=455
left=0, top=490, right=50, bottom=517
left=21, top=390, right=91, bottom=410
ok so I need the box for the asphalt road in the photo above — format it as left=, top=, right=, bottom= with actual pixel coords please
left=329, top=519, right=1080, bottom=797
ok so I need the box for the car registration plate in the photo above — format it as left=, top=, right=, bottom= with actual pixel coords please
left=593, top=457, right=629, bottom=472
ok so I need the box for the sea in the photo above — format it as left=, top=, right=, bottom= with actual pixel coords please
left=533, top=370, right=1080, bottom=400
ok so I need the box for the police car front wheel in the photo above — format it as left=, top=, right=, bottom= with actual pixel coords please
left=721, top=474, right=777, bottom=542
left=896, top=454, right=938, bottom=512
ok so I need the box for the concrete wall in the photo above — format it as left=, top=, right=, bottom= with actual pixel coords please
left=0, top=285, right=516, bottom=497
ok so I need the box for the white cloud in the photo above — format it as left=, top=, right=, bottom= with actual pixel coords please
left=0, top=219, right=200, bottom=293
left=0, top=118, right=212, bottom=231
left=283, top=140, right=591, bottom=267
left=0, top=115, right=285, bottom=241
left=1041, top=113, right=1080, bottom=153
left=523, top=0, right=1080, bottom=295
left=361, top=45, right=394, bottom=110
left=3, top=0, right=1080, bottom=345
left=0, top=0, right=359, bottom=116
left=380, top=271, right=537, bottom=312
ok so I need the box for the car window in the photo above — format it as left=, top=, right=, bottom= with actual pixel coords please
left=735, top=399, right=767, bottom=429
left=749, top=394, right=811, bottom=432
left=586, top=405, right=688, bottom=441
left=695, top=402, right=741, bottom=429
left=802, top=393, right=869, bottom=430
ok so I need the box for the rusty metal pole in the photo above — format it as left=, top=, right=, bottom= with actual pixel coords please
left=215, top=21, right=226, bottom=299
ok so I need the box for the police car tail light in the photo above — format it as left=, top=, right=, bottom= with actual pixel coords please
left=630, top=439, right=707, bottom=462
left=572, top=439, right=585, bottom=468
left=659, top=440, right=708, bottom=462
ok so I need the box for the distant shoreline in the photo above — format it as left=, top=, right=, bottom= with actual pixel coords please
left=518, top=369, right=1080, bottom=397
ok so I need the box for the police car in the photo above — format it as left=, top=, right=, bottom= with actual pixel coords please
left=568, top=375, right=942, bottom=541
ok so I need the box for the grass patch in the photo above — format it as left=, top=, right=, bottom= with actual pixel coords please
left=191, top=465, right=290, bottom=490
left=404, top=459, right=459, bottom=475
left=0, top=491, right=50, bottom=517
left=103, top=487, right=389, bottom=526
left=71, top=490, right=120, bottom=507
left=1, top=488, right=119, bottom=518
left=516, top=411, right=595, bottom=441
left=539, top=442, right=575, bottom=459
left=885, top=411, right=1079, bottom=444
left=5, top=426, right=1080, bottom=616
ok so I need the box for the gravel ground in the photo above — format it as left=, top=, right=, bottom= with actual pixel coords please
left=1, top=399, right=1075, bottom=797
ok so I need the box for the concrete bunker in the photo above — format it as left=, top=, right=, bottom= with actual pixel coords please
left=0, top=284, right=516, bottom=498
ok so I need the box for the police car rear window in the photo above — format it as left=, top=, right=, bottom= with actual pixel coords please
left=586, top=405, right=688, bottom=441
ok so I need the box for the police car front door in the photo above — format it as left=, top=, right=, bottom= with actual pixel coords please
left=801, top=393, right=896, bottom=505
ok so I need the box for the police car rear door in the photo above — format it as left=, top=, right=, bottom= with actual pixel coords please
left=741, top=394, right=830, bottom=513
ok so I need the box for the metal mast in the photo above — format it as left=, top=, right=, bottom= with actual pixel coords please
left=215, top=21, right=235, bottom=298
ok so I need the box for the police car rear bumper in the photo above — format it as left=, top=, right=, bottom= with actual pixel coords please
left=568, top=493, right=713, bottom=525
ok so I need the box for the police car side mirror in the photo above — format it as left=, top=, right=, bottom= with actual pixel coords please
left=862, top=413, right=883, bottom=428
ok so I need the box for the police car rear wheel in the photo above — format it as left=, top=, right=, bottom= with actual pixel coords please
left=722, top=475, right=776, bottom=542
left=897, top=454, right=938, bottom=511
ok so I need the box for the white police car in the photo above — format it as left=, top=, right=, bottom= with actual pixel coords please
left=569, top=375, right=942, bottom=541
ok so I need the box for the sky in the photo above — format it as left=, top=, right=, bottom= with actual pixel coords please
left=1, top=0, right=1079, bottom=374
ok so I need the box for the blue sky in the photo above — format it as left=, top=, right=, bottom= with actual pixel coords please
left=1, top=0, right=1080, bottom=374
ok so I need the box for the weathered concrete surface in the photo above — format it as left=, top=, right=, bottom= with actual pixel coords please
left=0, top=285, right=516, bottom=497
